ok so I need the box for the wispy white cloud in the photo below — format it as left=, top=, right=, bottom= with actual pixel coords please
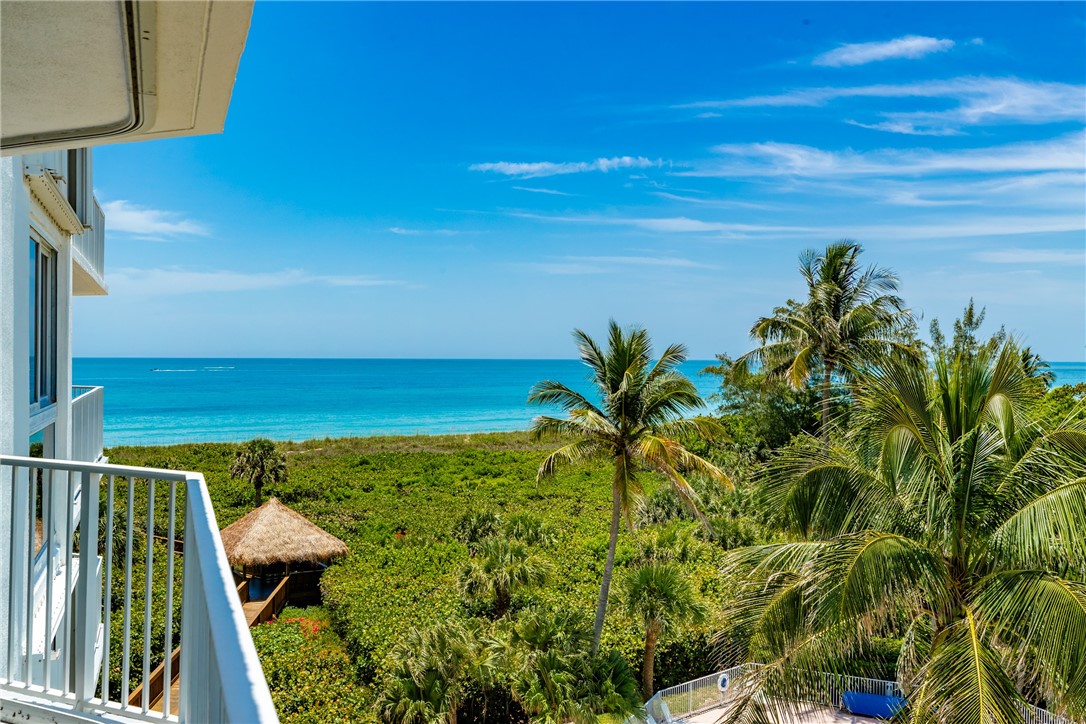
left=813, top=35, right=955, bottom=67
left=695, top=112, right=722, bottom=119
left=845, top=119, right=963, bottom=137
left=684, top=132, right=1084, bottom=178
left=573, top=255, right=713, bottom=268
left=101, top=200, right=209, bottom=240
left=511, top=186, right=574, bottom=196
left=677, top=77, right=1086, bottom=135
left=512, top=211, right=812, bottom=238
left=514, top=210, right=1083, bottom=242
left=845, top=215, right=1086, bottom=240
left=470, top=156, right=663, bottom=179
left=107, top=267, right=404, bottom=296
left=972, top=248, right=1085, bottom=264
left=521, top=255, right=714, bottom=275
left=650, top=191, right=778, bottom=210
left=388, top=227, right=460, bottom=236
left=828, top=171, right=1086, bottom=209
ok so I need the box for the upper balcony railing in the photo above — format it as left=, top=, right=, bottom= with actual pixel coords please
left=0, top=455, right=278, bottom=723
left=72, top=385, right=104, bottom=463
left=73, top=198, right=105, bottom=280
left=72, top=195, right=106, bottom=295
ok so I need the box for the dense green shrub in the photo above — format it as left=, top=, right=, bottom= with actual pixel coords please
left=250, top=609, right=370, bottom=723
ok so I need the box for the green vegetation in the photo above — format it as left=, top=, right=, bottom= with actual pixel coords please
left=105, top=241, right=1086, bottom=724
left=250, top=607, right=366, bottom=723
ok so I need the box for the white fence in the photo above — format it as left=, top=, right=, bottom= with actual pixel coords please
left=629, top=665, right=1075, bottom=723
left=632, top=664, right=755, bottom=722
left=72, top=385, right=104, bottom=463
left=0, top=455, right=277, bottom=723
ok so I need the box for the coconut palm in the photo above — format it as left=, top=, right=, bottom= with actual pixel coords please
left=622, top=562, right=707, bottom=697
left=739, top=241, right=913, bottom=440
left=379, top=620, right=492, bottom=724
left=529, top=321, right=730, bottom=651
left=457, top=538, right=551, bottom=617
left=229, top=438, right=287, bottom=506
left=720, top=340, right=1086, bottom=723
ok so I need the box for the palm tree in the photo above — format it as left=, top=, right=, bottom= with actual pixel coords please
left=720, top=341, right=1086, bottom=723
left=379, top=620, right=492, bottom=724
left=494, top=608, right=642, bottom=723
left=457, top=538, right=551, bottom=617
left=529, top=321, right=730, bottom=652
left=229, top=438, right=287, bottom=506
left=740, top=241, right=913, bottom=440
left=622, top=562, right=706, bottom=697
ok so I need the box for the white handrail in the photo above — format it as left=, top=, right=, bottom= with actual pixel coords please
left=0, top=455, right=277, bottom=723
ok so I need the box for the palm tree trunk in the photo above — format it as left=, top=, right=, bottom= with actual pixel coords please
left=592, top=469, right=624, bottom=653
left=643, top=624, right=659, bottom=699
left=821, top=362, right=834, bottom=442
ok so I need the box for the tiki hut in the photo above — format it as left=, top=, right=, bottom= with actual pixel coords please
left=220, top=497, right=348, bottom=603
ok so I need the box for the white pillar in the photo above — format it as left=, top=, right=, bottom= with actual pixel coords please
left=56, top=234, right=74, bottom=460
left=0, top=155, right=33, bottom=679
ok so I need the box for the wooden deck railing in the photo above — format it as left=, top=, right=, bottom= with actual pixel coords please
left=127, top=646, right=181, bottom=710
left=245, top=576, right=291, bottom=627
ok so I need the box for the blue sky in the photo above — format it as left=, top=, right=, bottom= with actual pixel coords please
left=78, top=1, right=1086, bottom=360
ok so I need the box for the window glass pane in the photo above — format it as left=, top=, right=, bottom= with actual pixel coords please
left=47, top=253, right=56, bottom=402
left=29, top=240, right=37, bottom=401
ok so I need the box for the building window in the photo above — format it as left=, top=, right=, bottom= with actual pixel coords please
left=66, top=148, right=88, bottom=222
left=30, top=238, right=57, bottom=407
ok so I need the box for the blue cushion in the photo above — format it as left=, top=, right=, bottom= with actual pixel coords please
left=843, top=691, right=906, bottom=719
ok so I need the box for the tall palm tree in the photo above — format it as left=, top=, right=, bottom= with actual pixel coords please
left=622, top=562, right=707, bottom=697
left=740, top=241, right=913, bottom=440
left=457, top=538, right=551, bottom=617
left=720, top=341, right=1086, bottom=723
left=529, top=321, right=730, bottom=652
left=229, top=438, right=287, bottom=506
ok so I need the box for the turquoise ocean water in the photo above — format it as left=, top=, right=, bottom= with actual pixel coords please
left=73, top=358, right=1086, bottom=447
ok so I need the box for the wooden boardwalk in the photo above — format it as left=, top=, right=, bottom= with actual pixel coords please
left=243, top=599, right=266, bottom=626
left=145, top=578, right=289, bottom=713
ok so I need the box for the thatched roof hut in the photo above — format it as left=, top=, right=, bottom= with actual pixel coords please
left=220, top=497, right=348, bottom=568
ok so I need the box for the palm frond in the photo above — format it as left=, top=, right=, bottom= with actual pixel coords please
left=988, top=477, right=1086, bottom=568
left=972, top=569, right=1086, bottom=718
left=909, top=609, right=1024, bottom=724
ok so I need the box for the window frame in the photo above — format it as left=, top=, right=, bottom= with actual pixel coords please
left=29, top=232, right=58, bottom=414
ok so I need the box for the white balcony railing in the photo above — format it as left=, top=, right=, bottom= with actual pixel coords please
left=0, top=456, right=277, bottom=723
left=72, top=385, right=104, bottom=463
left=73, top=196, right=106, bottom=285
